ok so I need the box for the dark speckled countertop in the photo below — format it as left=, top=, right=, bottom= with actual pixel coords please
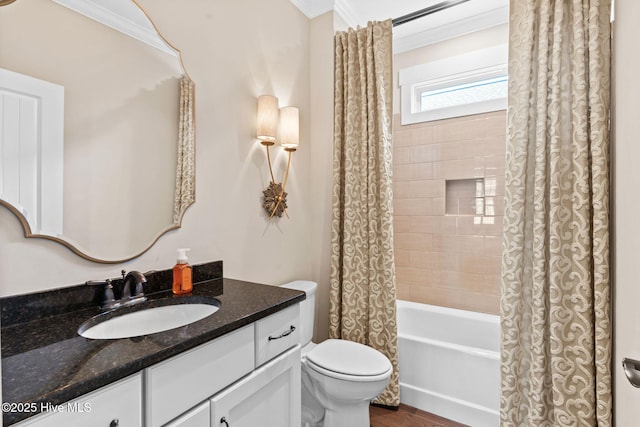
left=0, top=261, right=305, bottom=426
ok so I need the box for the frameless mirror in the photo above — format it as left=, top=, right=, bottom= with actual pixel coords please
left=0, top=0, right=195, bottom=262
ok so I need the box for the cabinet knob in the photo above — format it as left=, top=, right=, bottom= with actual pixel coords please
left=220, top=416, right=230, bottom=426
left=110, top=419, right=119, bottom=427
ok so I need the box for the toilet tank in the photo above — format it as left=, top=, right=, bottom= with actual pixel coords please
left=280, top=280, right=316, bottom=346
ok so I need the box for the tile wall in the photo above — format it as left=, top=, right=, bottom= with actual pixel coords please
left=392, top=110, right=506, bottom=315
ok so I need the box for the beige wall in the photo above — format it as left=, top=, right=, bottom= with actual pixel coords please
left=0, top=0, right=314, bottom=295
left=613, top=0, right=640, bottom=423
left=393, top=111, right=505, bottom=314
left=308, top=11, right=336, bottom=342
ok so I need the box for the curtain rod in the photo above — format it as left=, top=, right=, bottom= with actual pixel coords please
left=392, top=0, right=471, bottom=27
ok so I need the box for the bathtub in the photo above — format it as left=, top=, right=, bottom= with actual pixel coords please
left=396, top=300, right=500, bottom=427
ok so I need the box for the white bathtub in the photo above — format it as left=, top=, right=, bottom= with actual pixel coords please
left=396, top=300, right=500, bottom=427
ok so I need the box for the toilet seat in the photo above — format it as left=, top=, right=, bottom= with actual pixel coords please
left=305, top=339, right=392, bottom=382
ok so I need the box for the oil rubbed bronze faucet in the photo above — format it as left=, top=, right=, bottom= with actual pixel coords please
left=121, top=269, right=147, bottom=301
left=86, top=270, right=148, bottom=310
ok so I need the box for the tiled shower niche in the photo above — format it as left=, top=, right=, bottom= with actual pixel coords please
left=445, top=178, right=485, bottom=216
left=392, top=110, right=506, bottom=314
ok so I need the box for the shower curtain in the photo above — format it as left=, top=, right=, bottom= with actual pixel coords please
left=501, top=1, right=612, bottom=426
left=173, top=76, right=195, bottom=224
left=329, top=20, right=399, bottom=407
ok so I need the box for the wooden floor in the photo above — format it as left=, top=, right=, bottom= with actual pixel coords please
left=370, top=404, right=469, bottom=427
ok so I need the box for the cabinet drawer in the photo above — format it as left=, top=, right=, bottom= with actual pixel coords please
left=254, top=304, right=300, bottom=367
left=15, top=373, right=142, bottom=427
left=145, top=325, right=254, bottom=427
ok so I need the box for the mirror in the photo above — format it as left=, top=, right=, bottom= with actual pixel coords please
left=0, top=0, right=195, bottom=262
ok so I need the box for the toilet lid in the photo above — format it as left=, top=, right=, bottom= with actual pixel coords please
left=306, top=339, right=391, bottom=376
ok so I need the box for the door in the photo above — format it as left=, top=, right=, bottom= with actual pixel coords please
left=0, top=68, right=64, bottom=235
left=210, top=345, right=301, bottom=427
left=613, top=0, right=640, bottom=424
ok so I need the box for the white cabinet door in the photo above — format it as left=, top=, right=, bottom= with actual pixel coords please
left=210, top=346, right=300, bottom=427
left=145, top=325, right=254, bottom=427
left=14, top=373, right=142, bottom=427
left=164, top=402, right=210, bottom=427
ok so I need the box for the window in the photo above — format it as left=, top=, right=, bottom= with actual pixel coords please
left=418, top=75, right=508, bottom=112
left=399, top=44, right=508, bottom=125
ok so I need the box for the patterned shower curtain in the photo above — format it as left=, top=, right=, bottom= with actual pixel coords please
left=500, top=1, right=612, bottom=425
left=329, top=20, right=399, bottom=407
left=173, top=76, right=195, bottom=224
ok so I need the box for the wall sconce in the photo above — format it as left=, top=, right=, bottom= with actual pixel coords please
left=256, top=95, right=299, bottom=218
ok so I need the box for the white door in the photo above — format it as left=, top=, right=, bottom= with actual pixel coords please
left=613, top=0, right=640, bottom=424
left=0, top=68, right=64, bottom=235
left=210, top=346, right=301, bottom=427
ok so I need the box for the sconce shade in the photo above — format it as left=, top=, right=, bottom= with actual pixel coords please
left=279, top=106, right=299, bottom=149
left=257, top=95, right=279, bottom=142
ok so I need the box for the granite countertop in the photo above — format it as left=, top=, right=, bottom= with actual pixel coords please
left=0, top=262, right=305, bottom=426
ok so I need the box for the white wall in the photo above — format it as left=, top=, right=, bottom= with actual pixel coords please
left=613, top=0, right=640, bottom=423
left=0, top=0, right=314, bottom=296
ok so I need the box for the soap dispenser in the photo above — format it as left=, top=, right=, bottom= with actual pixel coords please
left=172, top=248, right=192, bottom=294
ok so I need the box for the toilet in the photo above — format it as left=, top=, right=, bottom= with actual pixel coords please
left=281, top=280, right=392, bottom=427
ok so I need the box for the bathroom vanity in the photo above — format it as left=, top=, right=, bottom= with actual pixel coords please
left=0, top=262, right=304, bottom=427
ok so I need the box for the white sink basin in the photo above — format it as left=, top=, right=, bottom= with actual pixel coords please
left=79, top=302, right=220, bottom=340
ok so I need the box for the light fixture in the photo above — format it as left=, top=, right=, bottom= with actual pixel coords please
left=256, top=95, right=299, bottom=218
left=256, top=95, right=278, bottom=143
left=279, top=106, right=299, bottom=151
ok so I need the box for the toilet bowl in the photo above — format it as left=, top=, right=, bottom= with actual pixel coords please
left=281, top=281, right=392, bottom=427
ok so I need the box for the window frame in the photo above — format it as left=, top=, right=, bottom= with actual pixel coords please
left=399, top=44, right=508, bottom=125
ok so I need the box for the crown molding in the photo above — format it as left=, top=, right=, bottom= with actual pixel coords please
left=51, top=0, right=177, bottom=57
left=393, top=6, right=509, bottom=53
left=289, top=0, right=508, bottom=53
left=332, top=0, right=359, bottom=28
left=289, top=0, right=334, bottom=19
left=288, top=0, right=358, bottom=28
